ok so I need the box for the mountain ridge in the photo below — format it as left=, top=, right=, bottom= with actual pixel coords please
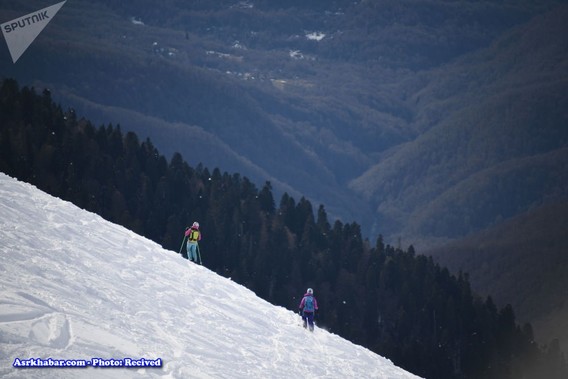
left=350, top=4, right=568, bottom=244
left=3, top=0, right=566, bottom=243
left=425, top=200, right=568, bottom=352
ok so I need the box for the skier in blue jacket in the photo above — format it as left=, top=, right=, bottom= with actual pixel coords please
left=299, top=288, right=318, bottom=332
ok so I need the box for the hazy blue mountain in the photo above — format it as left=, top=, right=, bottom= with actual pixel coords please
left=349, top=4, right=568, bottom=245
left=1, top=0, right=566, bottom=245
left=424, top=201, right=568, bottom=352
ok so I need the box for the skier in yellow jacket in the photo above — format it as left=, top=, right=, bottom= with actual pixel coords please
left=184, top=221, right=202, bottom=263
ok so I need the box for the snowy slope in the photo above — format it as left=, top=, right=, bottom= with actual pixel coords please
left=0, top=173, right=421, bottom=379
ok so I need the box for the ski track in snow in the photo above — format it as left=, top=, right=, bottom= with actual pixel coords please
left=0, top=173, right=421, bottom=379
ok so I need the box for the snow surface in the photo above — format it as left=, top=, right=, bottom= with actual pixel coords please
left=306, top=32, right=325, bottom=41
left=0, top=173, right=421, bottom=379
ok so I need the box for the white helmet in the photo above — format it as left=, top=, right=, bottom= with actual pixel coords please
left=307, top=288, right=313, bottom=295
left=192, top=221, right=200, bottom=229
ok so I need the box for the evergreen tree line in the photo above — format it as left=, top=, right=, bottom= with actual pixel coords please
left=1, top=79, right=565, bottom=379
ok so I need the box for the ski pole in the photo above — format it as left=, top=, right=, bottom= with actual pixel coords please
left=178, top=234, right=188, bottom=255
left=197, top=243, right=203, bottom=265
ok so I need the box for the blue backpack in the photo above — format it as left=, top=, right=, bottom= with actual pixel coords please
left=304, top=295, right=315, bottom=312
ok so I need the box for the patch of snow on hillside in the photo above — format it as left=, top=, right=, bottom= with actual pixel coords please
left=231, top=1, right=253, bottom=9
left=289, top=50, right=304, bottom=59
left=232, top=40, right=246, bottom=49
left=306, top=32, right=326, bottom=41
left=130, top=17, right=144, bottom=26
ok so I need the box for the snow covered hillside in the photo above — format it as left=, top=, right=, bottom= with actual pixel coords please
left=0, top=173, right=421, bottom=379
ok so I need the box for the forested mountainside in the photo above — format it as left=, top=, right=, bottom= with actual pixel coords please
left=350, top=5, right=568, bottom=244
left=1, top=0, right=566, bottom=246
left=1, top=79, right=566, bottom=379
left=425, top=201, right=568, bottom=353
